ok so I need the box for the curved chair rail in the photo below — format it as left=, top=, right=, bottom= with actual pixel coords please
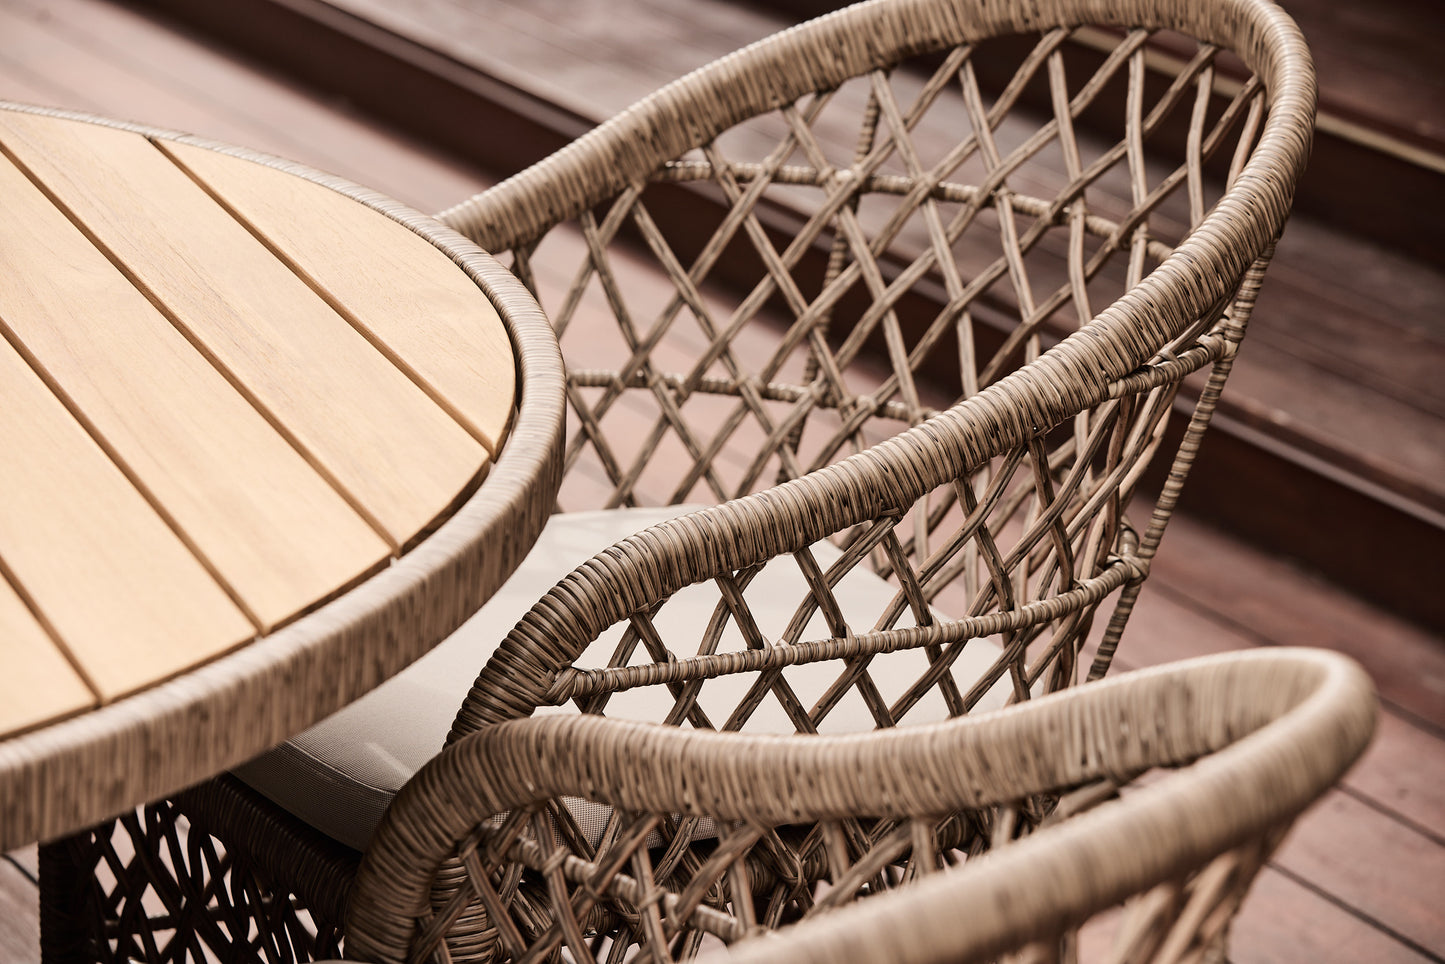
left=347, top=648, right=1375, bottom=961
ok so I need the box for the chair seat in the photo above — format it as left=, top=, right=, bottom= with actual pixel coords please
left=235, top=506, right=1009, bottom=850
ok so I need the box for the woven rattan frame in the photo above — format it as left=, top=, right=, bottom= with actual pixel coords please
left=342, top=648, right=1374, bottom=962
left=437, top=0, right=1313, bottom=734
left=0, top=104, right=566, bottom=848
left=37, top=0, right=1318, bottom=958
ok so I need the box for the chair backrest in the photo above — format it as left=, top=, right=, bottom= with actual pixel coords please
left=346, top=648, right=1375, bottom=963
left=438, top=0, right=1315, bottom=746
left=440, top=0, right=1312, bottom=511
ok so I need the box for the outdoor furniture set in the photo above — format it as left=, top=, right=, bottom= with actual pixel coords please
left=0, top=0, right=1375, bottom=960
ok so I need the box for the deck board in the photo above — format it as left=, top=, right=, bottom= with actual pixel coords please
left=0, top=0, right=1439, bottom=960
left=0, top=0, right=489, bottom=211
left=1145, top=514, right=1445, bottom=730
left=1233, top=869, right=1437, bottom=964
left=0, top=856, right=40, bottom=961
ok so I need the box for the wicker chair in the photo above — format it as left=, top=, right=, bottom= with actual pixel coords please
left=342, top=648, right=1375, bottom=962
left=39, top=0, right=1316, bottom=958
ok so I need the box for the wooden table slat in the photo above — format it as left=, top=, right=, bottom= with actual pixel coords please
left=0, top=110, right=487, bottom=547
left=0, top=334, right=255, bottom=703
left=0, top=151, right=391, bottom=632
left=163, top=140, right=516, bottom=454
left=0, top=574, right=96, bottom=736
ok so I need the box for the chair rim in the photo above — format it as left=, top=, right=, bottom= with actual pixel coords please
left=346, top=647, right=1375, bottom=961
left=718, top=655, right=1375, bottom=964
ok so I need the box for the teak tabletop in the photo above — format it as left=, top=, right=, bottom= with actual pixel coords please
left=0, top=104, right=565, bottom=848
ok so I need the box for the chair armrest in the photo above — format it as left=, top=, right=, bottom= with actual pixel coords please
left=346, top=647, right=1374, bottom=963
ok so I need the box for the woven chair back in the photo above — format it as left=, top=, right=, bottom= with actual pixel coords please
left=437, top=0, right=1314, bottom=742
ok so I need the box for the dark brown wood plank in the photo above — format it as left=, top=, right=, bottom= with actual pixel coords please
left=0, top=854, right=39, bottom=962
left=1088, top=586, right=1445, bottom=932
left=330, top=0, right=776, bottom=121
left=1143, top=513, right=1445, bottom=729
left=1260, top=220, right=1445, bottom=388
left=1272, top=791, right=1445, bottom=956
left=1220, top=341, right=1445, bottom=511
left=1232, top=868, right=1437, bottom=964
left=1075, top=512, right=1445, bottom=962
left=1353, top=711, right=1445, bottom=841
left=1093, top=581, right=1444, bottom=830
left=110, top=0, right=595, bottom=192
left=1276, top=0, right=1445, bottom=155
left=1090, top=512, right=1445, bottom=832
left=0, top=0, right=490, bottom=213
left=1156, top=410, right=1445, bottom=632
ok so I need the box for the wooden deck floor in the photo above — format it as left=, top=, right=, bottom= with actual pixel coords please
left=0, top=0, right=1440, bottom=961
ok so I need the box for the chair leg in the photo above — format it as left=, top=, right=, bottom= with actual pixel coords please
left=39, top=834, right=97, bottom=964
left=36, top=797, right=350, bottom=964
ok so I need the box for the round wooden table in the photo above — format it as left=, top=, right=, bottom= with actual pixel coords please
left=0, top=104, right=564, bottom=849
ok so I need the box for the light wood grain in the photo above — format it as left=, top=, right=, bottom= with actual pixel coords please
left=0, top=151, right=390, bottom=632
left=0, top=574, right=95, bottom=737
left=163, top=140, right=516, bottom=454
left=0, top=110, right=486, bottom=547
left=0, top=334, right=254, bottom=705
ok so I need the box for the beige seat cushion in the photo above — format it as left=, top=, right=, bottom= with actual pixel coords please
left=235, top=506, right=1008, bottom=851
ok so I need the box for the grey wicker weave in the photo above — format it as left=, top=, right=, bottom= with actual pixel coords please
left=38, top=0, right=1317, bottom=958
left=341, top=648, right=1374, bottom=963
